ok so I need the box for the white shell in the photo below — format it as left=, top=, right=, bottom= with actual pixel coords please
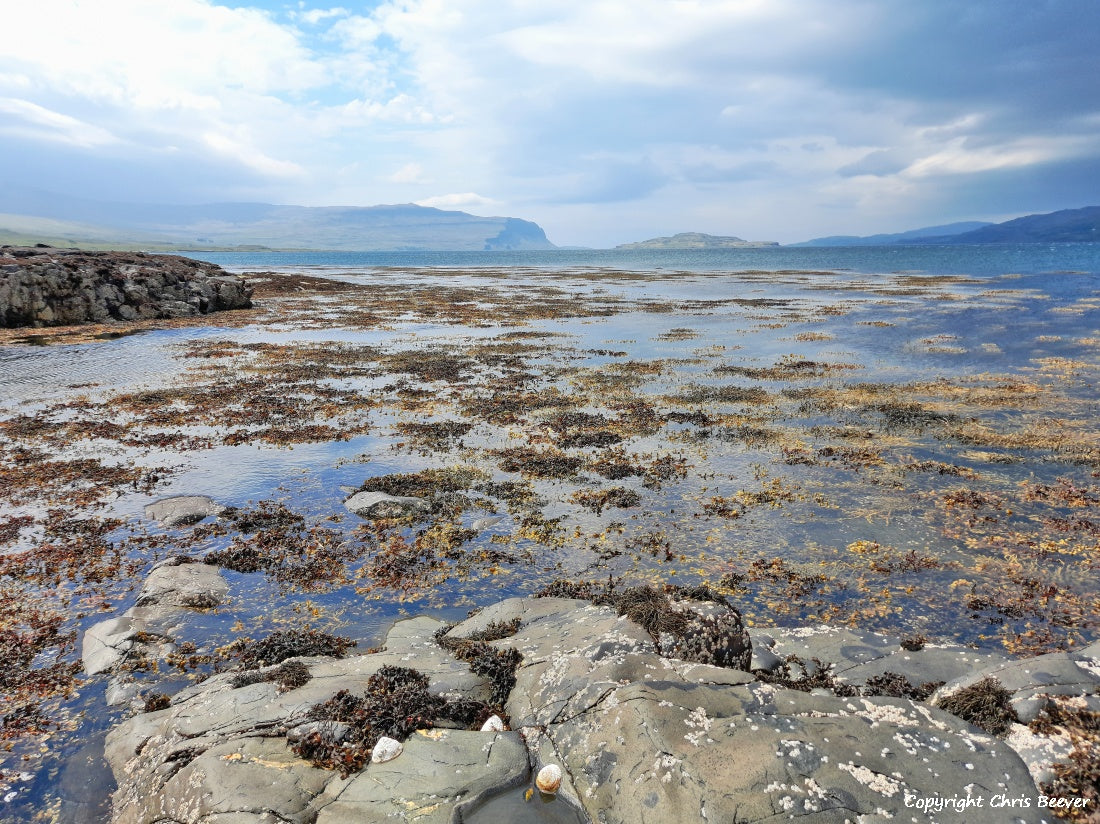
left=480, top=714, right=506, bottom=732
left=535, top=763, right=563, bottom=794
left=370, top=736, right=403, bottom=763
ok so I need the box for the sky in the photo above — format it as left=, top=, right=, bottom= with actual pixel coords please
left=1, top=0, right=1098, bottom=246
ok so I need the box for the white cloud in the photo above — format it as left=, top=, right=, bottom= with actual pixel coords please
left=297, top=7, right=349, bottom=25
left=201, top=131, right=305, bottom=178
left=0, top=1, right=325, bottom=106
left=415, top=192, right=499, bottom=210
left=0, top=98, right=120, bottom=147
left=387, top=162, right=429, bottom=183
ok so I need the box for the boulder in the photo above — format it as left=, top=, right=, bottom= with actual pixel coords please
left=144, top=495, right=225, bottom=527
left=81, top=561, right=226, bottom=676
left=343, top=490, right=430, bottom=519
left=136, top=559, right=228, bottom=609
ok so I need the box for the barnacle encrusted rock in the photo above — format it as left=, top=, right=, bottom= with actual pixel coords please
left=103, top=596, right=1094, bottom=824
left=0, top=247, right=252, bottom=328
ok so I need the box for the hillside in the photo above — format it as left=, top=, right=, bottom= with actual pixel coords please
left=919, top=206, right=1100, bottom=244
left=794, top=207, right=1100, bottom=246
left=0, top=187, right=556, bottom=251
left=792, top=221, right=992, bottom=247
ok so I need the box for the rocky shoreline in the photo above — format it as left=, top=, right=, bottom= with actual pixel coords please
left=90, top=516, right=1099, bottom=824
left=0, top=246, right=252, bottom=327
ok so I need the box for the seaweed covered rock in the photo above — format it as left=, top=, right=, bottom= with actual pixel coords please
left=0, top=247, right=251, bottom=327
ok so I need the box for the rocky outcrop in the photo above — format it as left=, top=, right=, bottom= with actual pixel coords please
left=83, top=557, right=228, bottom=686
left=0, top=246, right=252, bottom=327
left=101, top=593, right=1099, bottom=824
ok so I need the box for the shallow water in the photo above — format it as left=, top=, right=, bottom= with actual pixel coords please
left=1, top=261, right=1099, bottom=821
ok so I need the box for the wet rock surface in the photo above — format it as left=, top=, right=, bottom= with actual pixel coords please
left=343, top=490, right=431, bottom=520
left=144, top=495, right=226, bottom=527
left=99, top=593, right=1098, bottom=823
left=82, top=558, right=227, bottom=679
left=0, top=246, right=251, bottom=327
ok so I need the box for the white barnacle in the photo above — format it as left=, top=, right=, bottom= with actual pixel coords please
left=837, top=762, right=900, bottom=797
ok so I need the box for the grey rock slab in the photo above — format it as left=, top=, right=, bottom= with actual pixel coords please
left=933, top=652, right=1100, bottom=723
left=81, top=602, right=193, bottom=676
left=105, top=643, right=494, bottom=790
left=110, top=735, right=335, bottom=824
left=315, top=730, right=528, bottom=824
left=136, top=561, right=228, bottom=608
left=144, top=495, right=224, bottom=527
left=1072, top=639, right=1100, bottom=663
left=763, top=625, right=906, bottom=675
left=841, top=644, right=1011, bottom=688
left=82, top=616, right=136, bottom=675
left=102, top=597, right=1088, bottom=824
left=761, top=625, right=1013, bottom=689
left=343, top=491, right=430, bottom=519
left=498, top=600, right=753, bottom=729
left=445, top=596, right=589, bottom=641
left=551, top=679, right=1044, bottom=824
left=105, top=678, right=142, bottom=707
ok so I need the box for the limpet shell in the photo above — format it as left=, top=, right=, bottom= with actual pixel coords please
left=480, top=714, right=506, bottom=732
left=371, top=736, right=403, bottom=763
left=535, top=763, right=562, bottom=794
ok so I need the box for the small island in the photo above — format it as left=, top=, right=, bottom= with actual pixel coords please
left=615, top=232, right=779, bottom=250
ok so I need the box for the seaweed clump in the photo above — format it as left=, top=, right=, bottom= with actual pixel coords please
left=570, top=486, right=641, bottom=514
left=434, top=620, right=523, bottom=707
left=615, top=585, right=690, bottom=636
left=142, top=693, right=172, bottom=713
left=755, top=655, right=859, bottom=697
left=935, top=676, right=1019, bottom=735
left=204, top=502, right=359, bottom=591
left=1034, top=704, right=1100, bottom=822
left=227, top=629, right=356, bottom=669
left=230, top=660, right=313, bottom=691
left=291, top=664, right=496, bottom=777
left=862, top=672, right=944, bottom=702
left=534, top=578, right=616, bottom=604
left=535, top=579, right=751, bottom=671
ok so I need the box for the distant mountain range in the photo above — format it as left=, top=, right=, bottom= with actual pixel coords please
left=616, top=232, right=778, bottom=249
left=0, top=186, right=556, bottom=251
left=794, top=206, right=1100, bottom=246
left=789, top=221, right=993, bottom=247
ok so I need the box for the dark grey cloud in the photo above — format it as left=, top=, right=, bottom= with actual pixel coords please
left=838, top=149, right=913, bottom=178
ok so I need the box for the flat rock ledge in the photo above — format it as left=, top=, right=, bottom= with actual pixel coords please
left=0, top=246, right=252, bottom=327
left=83, top=557, right=229, bottom=689
left=104, top=597, right=1100, bottom=824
